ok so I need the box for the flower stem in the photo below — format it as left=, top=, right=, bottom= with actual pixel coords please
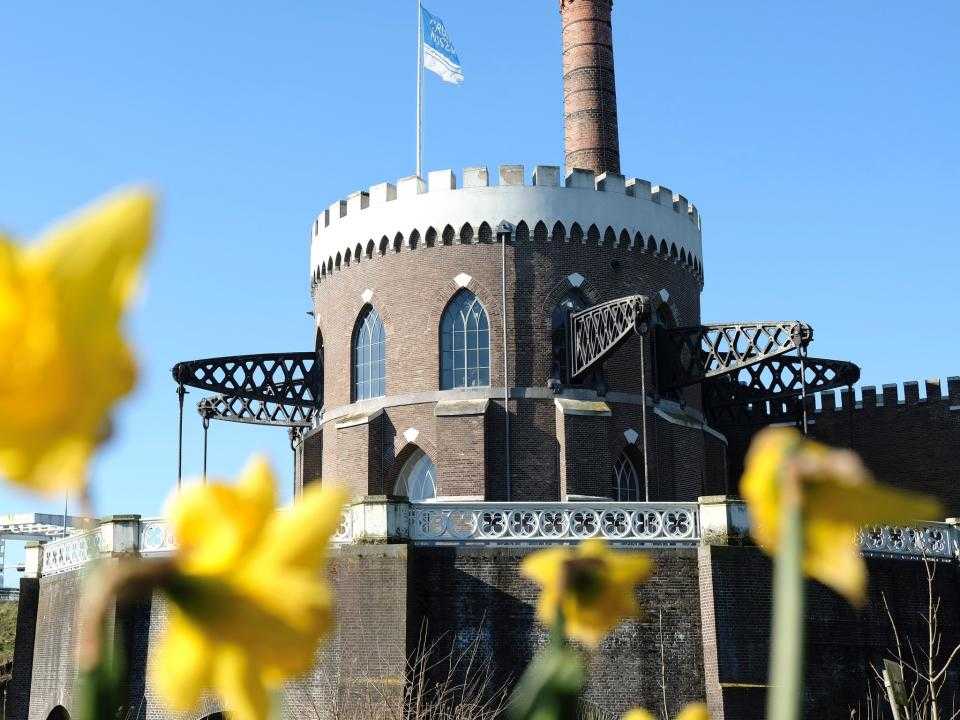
left=766, top=481, right=805, bottom=720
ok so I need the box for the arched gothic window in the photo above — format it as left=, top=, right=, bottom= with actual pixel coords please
left=352, top=306, right=385, bottom=401
left=551, top=288, right=590, bottom=385
left=613, top=450, right=641, bottom=501
left=395, top=448, right=437, bottom=502
left=440, top=290, right=490, bottom=390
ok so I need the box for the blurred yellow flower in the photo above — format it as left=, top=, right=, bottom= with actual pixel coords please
left=622, top=702, right=708, bottom=720
left=622, top=710, right=656, bottom=720
left=0, top=189, right=153, bottom=493
left=521, top=538, right=652, bottom=646
left=150, top=456, right=348, bottom=720
left=741, top=427, right=942, bottom=605
left=675, top=702, right=709, bottom=720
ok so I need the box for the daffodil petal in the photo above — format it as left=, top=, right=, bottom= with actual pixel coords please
left=675, top=702, right=710, bottom=720
left=805, top=520, right=867, bottom=605
left=807, top=479, right=942, bottom=526
left=520, top=546, right=570, bottom=585
left=149, top=610, right=212, bottom=711
left=259, top=483, right=349, bottom=569
left=622, top=709, right=656, bottom=720
left=0, top=189, right=153, bottom=494
left=213, top=647, right=268, bottom=720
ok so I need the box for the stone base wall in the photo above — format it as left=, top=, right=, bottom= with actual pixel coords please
left=16, top=542, right=960, bottom=720
left=699, top=545, right=960, bottom=719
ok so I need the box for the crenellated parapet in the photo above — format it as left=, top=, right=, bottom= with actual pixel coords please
left=309, top=165, right=703, bottom=290
left=738, top=376, right=960, bottom=424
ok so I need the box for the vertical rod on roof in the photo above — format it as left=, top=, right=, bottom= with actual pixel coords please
left=847, top=384, right=855, bottom=448
left=639, top=324, right=651, bottom=502
left=176, top=383, right=186, bottom=491
left=62, top=492, right=68, bottom=536
left=416, top=0, right=423, bottom=178
left=799, top=347, right=810, bottom=436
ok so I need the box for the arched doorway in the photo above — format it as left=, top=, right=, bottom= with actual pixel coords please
left=394, top=448, right=438, bottom=502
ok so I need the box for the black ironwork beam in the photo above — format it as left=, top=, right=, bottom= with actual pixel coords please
left=704, top=355, right=860, bottom=426
left=197, top=394, right=315, bottom=428
left=656, top=321, right=812, bottom=390
left=171, top=352, right=320, bottom=408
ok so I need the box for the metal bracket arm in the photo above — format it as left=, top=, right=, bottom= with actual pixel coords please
left=656, top=320, right=812, bottom=390
left=568, top=294, right=650, bottom=379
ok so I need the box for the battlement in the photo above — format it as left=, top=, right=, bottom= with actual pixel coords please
left=313, top=166, right=701, bottom=238
left=308, top=165, right=704, bottom=286
left=743, top=376, right=960, bottom=423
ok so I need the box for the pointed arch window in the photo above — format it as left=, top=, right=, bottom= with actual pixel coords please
left=613, top=450, right=641, bottom=501
left=352, top=306, right=386, bottom=401
left=440, top=290, right=490, bottom=390
left=395, top=448, right=437, bottom=502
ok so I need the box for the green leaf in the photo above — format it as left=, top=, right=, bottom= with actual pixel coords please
left=78, top=617, right=125, bottom=720
left=509, top=644, right=585, bottom=720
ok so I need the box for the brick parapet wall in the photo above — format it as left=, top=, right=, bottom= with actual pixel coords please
left=720, top=377, right=960, bottom=511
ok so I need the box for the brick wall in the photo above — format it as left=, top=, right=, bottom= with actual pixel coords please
left=407, top=545, right=706, bottom=716
left=700, top=544, right=960, bottom=719
left=313, top=236, right=700, bottom=410
left=283, top=545, right=408, bottom=715
left=6, top=578, right=39, bottom=720
left=720, top=379, right=960, bottom=512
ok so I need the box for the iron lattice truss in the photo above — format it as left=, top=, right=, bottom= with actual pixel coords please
left=197, top=394, right=314, bottom=428
left=655, top=321, right=812, bottom=391
left=704, top=355, right=861, bottom=426
left=172, top=352, right=320, bottom=427
left=569, top=294, right=650, bottom=379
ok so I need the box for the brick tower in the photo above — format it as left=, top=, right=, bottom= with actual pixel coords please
left=560, top=0, right=621, bottom=174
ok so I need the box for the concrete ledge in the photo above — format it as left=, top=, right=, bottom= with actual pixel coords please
left=554, top=398, right=612, bottom=417
left=434, top=398, right=490, bottom=416
left=335, top=408, right=384, bottom=429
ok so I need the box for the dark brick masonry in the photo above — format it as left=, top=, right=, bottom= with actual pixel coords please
left=699, top=545, right=960, bottom=720
left=304, top=232, right=706, bottom=503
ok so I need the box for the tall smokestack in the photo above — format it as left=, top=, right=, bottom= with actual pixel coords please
left=560, top=0, right=621, bottom=175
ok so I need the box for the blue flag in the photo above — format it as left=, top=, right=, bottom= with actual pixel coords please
left=421, top=5, right=464, bottom=85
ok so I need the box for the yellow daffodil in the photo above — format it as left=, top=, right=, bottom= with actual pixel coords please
left=622, top=710, right=656, bottom=720
left=150, top=456, right=348, bottom=720
left=741, top=427, right=942, bottom=605
left=675, top=702, right=709, bottom=720
left=521, top=538, right=652, bottom=646
left=0, top=189, right=153, bottom=493
left=622, top=702, right=709, bottom=720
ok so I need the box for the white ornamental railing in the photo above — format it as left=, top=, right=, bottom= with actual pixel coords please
left=858, top=523, right=957, bottom=560
left=37, top=508, right=960, bottom=576
left=41, top=527, right=104, bottom=576
left=139, top=519, right=177, bottom=555
left=408, top=502, right=700, bottom=545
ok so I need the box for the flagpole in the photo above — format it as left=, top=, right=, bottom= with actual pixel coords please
left=416, top=0, right=423, bottom=178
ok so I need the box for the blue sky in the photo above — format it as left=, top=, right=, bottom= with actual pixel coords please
left=0, top=2, right=957, bottom=578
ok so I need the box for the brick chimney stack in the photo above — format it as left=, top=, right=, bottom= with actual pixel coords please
left=560, top=0, right=621, bottom=175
